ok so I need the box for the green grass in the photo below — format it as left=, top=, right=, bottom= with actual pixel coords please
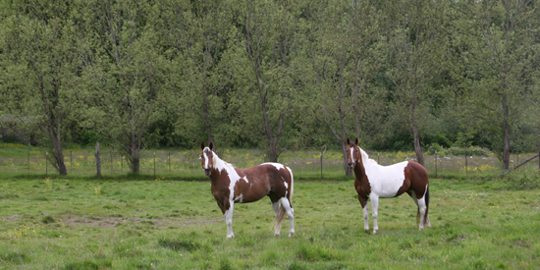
left=1, top=175, right=540, bottom=269
left=1, top=144, right=540, bottom=269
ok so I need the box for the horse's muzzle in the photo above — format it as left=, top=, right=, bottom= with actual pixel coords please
left=204, top=168, right=212, bottom=176
left=348, top=162, right=355, bottom=169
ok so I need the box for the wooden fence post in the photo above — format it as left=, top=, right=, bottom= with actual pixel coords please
left=95, top=142, right=101, bottom=178
left=319, top=145, right=326, bottom=179
left=435, top=151, right=438, bottom=178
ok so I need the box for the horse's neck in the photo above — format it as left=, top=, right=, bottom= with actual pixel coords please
left=211, top=154, right=236, bottom=180
left=354, top=153, right=375, bottom=182
left=214, top=154, right=233, bottom=170
left=353, top=161, right=367, bottom=178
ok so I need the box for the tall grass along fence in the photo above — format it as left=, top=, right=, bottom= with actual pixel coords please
left=0, top=143, right=537, bottom=179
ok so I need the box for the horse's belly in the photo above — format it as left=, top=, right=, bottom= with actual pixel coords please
left=232, top=179, right=269, bottom=203
left=374, top=177, right=406, bottom=198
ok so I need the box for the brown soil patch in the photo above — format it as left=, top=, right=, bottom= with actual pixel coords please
left=61, top=215, right=221, bottom=228
left=3, top=215, right=22, bottom=220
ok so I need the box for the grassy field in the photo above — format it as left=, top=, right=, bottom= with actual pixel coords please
left=1, top=174, right=540, bottom=269
left=1, top=144, right=540, bottom=269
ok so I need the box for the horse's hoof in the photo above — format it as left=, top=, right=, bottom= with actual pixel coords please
left=274, top=233, right=280, bottom=237
left=288, top=231, right=295, bottom=237
left=226, top=234, right=235, bottom=239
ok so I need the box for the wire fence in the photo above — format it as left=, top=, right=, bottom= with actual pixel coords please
left=0, top=146, right=538, bottom=178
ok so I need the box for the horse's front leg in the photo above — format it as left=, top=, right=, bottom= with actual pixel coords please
left=358, top=195, right=369, bottom=231
left=370, top=195, right=379, bottom=234
left=223, top=199, right=235, bottom=238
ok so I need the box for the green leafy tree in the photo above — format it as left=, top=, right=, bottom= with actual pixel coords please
left=157, top=0, right=233, bottom=149
left=462, top=0, right=539, bottom=169
left=80, top=0, right=167, bottom=173
left=383, top=0, right=449, bottom=165
left=302, top=0, right=384, bottom=175
left=229, top=0, right=303, bottom=161
left=0, top=1, right=82, bottom=175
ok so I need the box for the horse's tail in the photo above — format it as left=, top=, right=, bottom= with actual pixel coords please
left=274, top=167, right=293, bottom=234
left=425, top=184, right=430, bottom=209
left=424, top=184, right=430, bottom=227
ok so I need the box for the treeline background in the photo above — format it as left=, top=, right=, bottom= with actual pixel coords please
left=0, top=0, right=539, bottom=175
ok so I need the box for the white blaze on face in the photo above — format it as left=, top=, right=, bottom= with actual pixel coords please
left=203, top=151, right=210, bottom=168
left=350, top=147, right=355, bottom=164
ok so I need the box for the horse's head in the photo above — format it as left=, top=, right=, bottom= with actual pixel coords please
left=346, top=138, right=361, bottom=169
left=200, top=142, right=215, bottom=176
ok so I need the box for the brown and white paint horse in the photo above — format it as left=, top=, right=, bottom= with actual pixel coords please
left=347, top=138, right=430, bottom=233
left=200, top=142, right=295, bottom=238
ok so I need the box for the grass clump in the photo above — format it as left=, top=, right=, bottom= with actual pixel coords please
left=64, top=259, right=112, bottom=270
left=41, top=215, right=56, bottom=224
left=158, top=238, right=202, bottom=252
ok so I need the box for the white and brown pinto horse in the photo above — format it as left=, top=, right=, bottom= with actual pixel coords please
left=200, top=142, right=295, bottom=238
left=346, top=138, right=430, bottom=233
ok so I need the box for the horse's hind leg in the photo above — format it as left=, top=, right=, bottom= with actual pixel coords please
left=279, top=197, right=295, bottom=237
left=407, top=191, right=422, bottom=228
left=416, top=197, right=427, bottom=230
left=271, top=201, right=283, bottom=236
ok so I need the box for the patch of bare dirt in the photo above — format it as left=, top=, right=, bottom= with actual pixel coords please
left=3, top=215, right=22, bottom=220
left=61, top=215, right=221, bottom=228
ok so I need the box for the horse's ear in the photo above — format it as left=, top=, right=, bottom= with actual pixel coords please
left=201, top=142, right=205, bottom=150
left=355, top=138, right=359, bottom=145
left=346, top=138, right=350, bottom=145
left=209, top=142, right=214, bottom=151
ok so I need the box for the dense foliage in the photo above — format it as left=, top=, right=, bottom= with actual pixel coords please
left=1, top=0, right=539, bottom=173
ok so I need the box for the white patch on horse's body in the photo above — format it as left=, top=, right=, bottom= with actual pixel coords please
left=234, top=194, right=244, bottom=203
left=262, top=162, right=286, bottom=171
left=284, top=182, right=288, bottom=189
left=359, top=148, right=408, bottom=198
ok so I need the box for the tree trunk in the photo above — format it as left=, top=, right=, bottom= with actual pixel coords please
left=130, top=141, right=140, bottom=173
left=268, top=141, right=279, bottom=163
left=206, top=125, right=215, bottom=152
left=502, top=93, right=510, bottom=170
left=538, top=139, right=539, bottom=174
left=411, top=109, right=424, bottom=166
left=341, top=140, right=353, bottom=177
left=48, top=125, right=67, bottom=175
left=55, top=150, right=67, bottom=175
left=95, top=142, right=101, bottom=178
